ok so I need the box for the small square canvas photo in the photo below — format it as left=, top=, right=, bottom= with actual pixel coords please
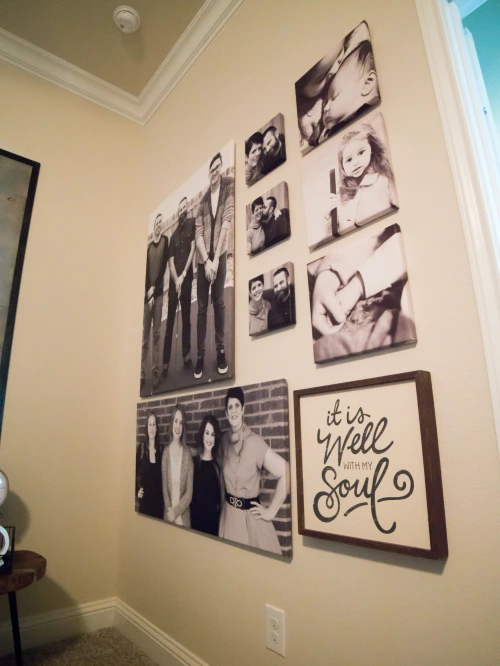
left=246, top=182, right=291, bottom=256
left=307, top=224, right=416, bottom=363
left=245, top=113, right=287, bottom=187
left=249, top=262, right=296, bottom=336
left=295, top=21, right=381, bottom=156
left=302, top=112, right=398, bottom=250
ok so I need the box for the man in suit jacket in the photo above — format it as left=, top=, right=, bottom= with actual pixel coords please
left=194, top=152, right=234, bottom=379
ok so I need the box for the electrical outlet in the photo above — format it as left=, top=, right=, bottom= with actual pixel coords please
left=266, top=604, right=285, bottom=657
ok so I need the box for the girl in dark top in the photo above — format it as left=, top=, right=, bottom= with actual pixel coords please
left=190, top=414, right=223, bottom=536
left=136, top=411, right=163, bottom=519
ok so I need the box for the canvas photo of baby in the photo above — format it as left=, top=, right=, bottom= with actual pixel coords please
left=302, top=112, right=398, bottom=250
left=295, top=21, right=381, bottom=157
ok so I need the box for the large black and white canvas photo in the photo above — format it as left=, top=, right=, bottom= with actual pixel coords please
left=295, top=21, right=381, bottom=156
left=302, top=112, right=398, bottom=249
left=245, top=113, right=287, bottom=187
left=249, top=262, right=296, bottom=337
left=307, top=223, right=416, bottom=363
left=246, top=181, right=291, bottom=256
left=140, top=141, right=235, bottom=397
left=135, top=380, right=292, bottom=558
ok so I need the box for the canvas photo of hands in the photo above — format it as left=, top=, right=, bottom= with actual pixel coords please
left=307, top=224, right=416, bottom=363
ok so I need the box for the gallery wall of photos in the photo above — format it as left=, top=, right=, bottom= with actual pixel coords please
left=137, top=20, right=447, bottom=561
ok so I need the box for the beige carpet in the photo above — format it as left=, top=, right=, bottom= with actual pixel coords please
left=2, top=627, right=159, bottom=665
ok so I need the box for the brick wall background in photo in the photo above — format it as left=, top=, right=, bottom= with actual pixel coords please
left=136, top=378, right=291, bottom=557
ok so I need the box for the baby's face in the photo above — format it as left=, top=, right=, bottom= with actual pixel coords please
left=341, top=137, right=371, bottom=178
left=323, top=55, right=362, bottom=130
left=301, top=47, right=344, bottom=98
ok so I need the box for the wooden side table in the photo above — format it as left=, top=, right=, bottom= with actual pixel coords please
left=0, top=550, right=47, bottom=666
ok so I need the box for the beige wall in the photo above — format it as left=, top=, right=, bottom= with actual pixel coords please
left=2, top=0, right=500, bottom=663
left=118, top=1, right=500, bottom=665
left=0, top=61, right=144, bottom=617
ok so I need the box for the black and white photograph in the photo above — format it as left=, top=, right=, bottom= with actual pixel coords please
left=246, top=181, right=291, bottom=256
left=140, top=141, right=235, bottom=397
left=135, top=380, right=292, bottom=558
left=295, top=20, right=381, bottom=156
left=307, top=223, right=416, bottom=363
left=245, top=113, right=287, bottom=187
left=249, top=262, right=296, bottom=337
left=302, top=112, right=398, bottom=249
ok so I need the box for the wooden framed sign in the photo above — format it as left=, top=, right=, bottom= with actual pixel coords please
left=294, top=371, right=448, bottom=559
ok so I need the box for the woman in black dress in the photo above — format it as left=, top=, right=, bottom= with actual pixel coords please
left=190, top=414, right=223, bottom=535
left=136, top=411, right=163, bottom=519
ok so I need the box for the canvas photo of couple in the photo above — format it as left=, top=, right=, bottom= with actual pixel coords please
left=249, top=262, right=296, bottom=337
left=246, top=181, right=291, bottom=256
left=245, top=113, right=287, bottom=187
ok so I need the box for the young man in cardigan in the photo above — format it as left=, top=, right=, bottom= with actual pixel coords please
left=194, top=152, right=234, bottom=379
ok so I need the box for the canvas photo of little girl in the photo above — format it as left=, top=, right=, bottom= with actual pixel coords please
left=302, top=112, right=398, bottom=250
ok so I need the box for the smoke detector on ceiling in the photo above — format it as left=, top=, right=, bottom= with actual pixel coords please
left=113, top=6, right=141, bottom=34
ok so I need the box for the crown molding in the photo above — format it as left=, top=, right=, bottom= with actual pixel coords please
left=139, top=0, right=244, bottom=124
left=0, top=27, right=143, bottom=122
left=0, top=0, right=244, bottom=126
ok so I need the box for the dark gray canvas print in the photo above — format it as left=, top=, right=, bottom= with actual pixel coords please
left=249, top=262, right=295, bottom=336
left=302, top=112, right=398, bottom=249
left=295, top=21, right=381, bottom=156
left=307, top=224, right=416, bottom=362
left=245, top=113, right=287, bottom=187
left=246, top=181, right=290, bottom=256
left=135, top=380, right=292, bottom=558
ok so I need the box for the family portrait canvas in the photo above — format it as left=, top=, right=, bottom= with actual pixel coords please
left=295, top=21, right=381, bottom=156
left=135, top=380, right=292, bottom=558
left=246, top=181, right=291, bottom=256
left=307, top=223, right=416, bottom=363
left=302, top=112, right=398, bottom=249
left=245, top=113, right=287, bottom=187
left=249, top=262, right=296, bottom=337
left=140, top=141, right=235, bottom=397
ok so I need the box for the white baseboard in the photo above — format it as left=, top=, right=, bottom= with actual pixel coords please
left=0, top=596, right=210, bottom=666
left=115, top=599, right=210, bottom=666
left=0, top=597, right=116, bottom=656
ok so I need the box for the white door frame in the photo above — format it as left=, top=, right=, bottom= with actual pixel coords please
left=415, top=0, right=500, bottom=454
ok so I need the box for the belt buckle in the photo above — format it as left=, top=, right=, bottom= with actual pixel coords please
left=230, top=495, right=243, bottom=509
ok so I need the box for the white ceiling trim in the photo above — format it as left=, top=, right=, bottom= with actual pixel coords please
left=0, top=27, right=142, bottom=121
left=0, top=0, right=244, bottom=126
left=139, top=0, right=244, bottom=124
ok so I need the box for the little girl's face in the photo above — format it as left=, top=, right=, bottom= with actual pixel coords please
left=342, top=137, right=372, bottom=178
left=203, top=422, right=215, bottom=453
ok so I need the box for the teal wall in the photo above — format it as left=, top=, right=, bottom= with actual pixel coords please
left=463, top=0, right=500, bottom=139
